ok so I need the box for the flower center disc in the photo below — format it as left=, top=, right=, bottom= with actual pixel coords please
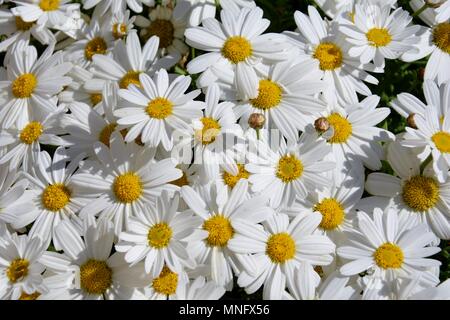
left=148, top=223, right=173, bottom=249
left=195, top=117, right=221, bottom=145
left=366, top=28, right=392, bottom=47
left=7, top=259, right=29, bottom=283
left=152, top=266, right=178, bottom=295
left=20, top=122, right=43, bottom=144
left=12, top=73, right=37, bottom=98
left=85, top=37, right=107, bottom=61
left=39, top=0, right=60, bottom=11
left=432, top=131, right=450, bottom=153
left=147, top=19, right=175, bottom=49
left=314, top=198, right=345, bottom=230
left=313, top=42, right=343, bottom=71
left=276, top=155, right=304, bottom=183
left=41, top=183, right=71, bottom=211
left=433, top=22, right=450, bottom=54
left=119, top=71, right=141, bottom=89
left=90, top=93, right=103, bottom=106
left=203, top=215, right=234, bottom=247
left=222, top=164, right=250, bottom=189
left=326, top=113, right=352, bottom=143
left=402, top=175, right=440, bottom=212
left=80, top=259, right=113, bottom=295
left=113, top=172, right=143, bottom=203
left=266, top=232, right=296, bottom=264
left=373, top=243, right=404, bottom=269
left=221, top=36, right=253, bottom=64
left=112, top=23, right=127, bottom=39
left=146, top=97, right=173, bottom=119
left=250, top=80, right=282, bottom=110
left=98, top=123, right=117, bottom=147
left=15, top=16, right=34, bottom=31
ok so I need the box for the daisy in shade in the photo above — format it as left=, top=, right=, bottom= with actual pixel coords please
left=283, top=265, right=356, bottom=300
left=115, top=191, right=199, bottom=277
left=11, top=148, right=88, bottom=250
left=187, top=0, right=255, bottom=26
left=311, top=95, right=393, bottom=171
left=178, top=84, right=242, bottom=182
left=399, top=85, right=450, bottom=183
left=284, top=6, right=381, bottom=105
left=403, top=2, right=450, bottom=85
left=39, top=217, right=148, bottom=300
left=365, top=140, right=450, bottom=239
left=0, top=43, right=72, bottom=129
left=233, top=58, right=327, bottom=141
left=337, top=207, right=441, bottom=282
left=228, top=212, right=335, bottom=300
left=60, top=83, right=121, bottom=160
left=104, top=9, right=136, bottom=41
left=181, top=180, right=273, bottom=290
left=0, top=109, right=65, bottom=173
left=70, top=132, right=182, bottom=237
left=0, top=232, right=47, bottom=300
left=0, top=168, right=34, bottom=226
left=143, top=271, right=226, bottom=300
left=85, top=31, right=179, bottom=93
left=185, top=6, right=291, bottom=99
left=11, top=0, right=81, bottom=33
left=64, top=18, right=114, bottom=68
left=339, top=3, right=419, bottom=68
left=135, top=3, right=190, bottom=57
left=245, top=132, right=334, bottom=208
left=115, top=69, right=204, bottom=151
left=0, top=9, right=55, bottom=52
left=290, top=165, right=364, bottom=243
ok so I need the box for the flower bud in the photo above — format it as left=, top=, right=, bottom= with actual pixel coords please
left=407, top=113, right=417, bottom=129
left=314, top=117, right=330, bottom=133
left=248, top=113, right=265, bottom=130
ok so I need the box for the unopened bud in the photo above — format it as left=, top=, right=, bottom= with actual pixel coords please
left=425, top=0, right=445, bottom=8
left=407, top=113, right=417, bottom=129
left=248, top=113, right=265, bottom=130
left=314, top=117, right=330, bottom=133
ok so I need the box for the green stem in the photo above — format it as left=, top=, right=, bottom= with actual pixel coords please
left=256, top=128, right=260, bottom=140
left=412, top=3, right=429, bottom=18
left=190, top=47, right=196, bottom=60
left=420, top=154, right=433, bottom=174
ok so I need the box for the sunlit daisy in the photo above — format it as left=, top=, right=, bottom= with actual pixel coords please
left=229, top=212, right=335, bottom=299
left=71, top=132, right=182, bottom=237
left=185, top=6, right=291, bottom=99
left=181, top=180, right=273, bottom=289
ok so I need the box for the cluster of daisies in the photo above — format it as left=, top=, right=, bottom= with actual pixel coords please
left=0, top=0, right=450, bottom=300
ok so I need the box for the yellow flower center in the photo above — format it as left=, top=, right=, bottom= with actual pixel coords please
left=221, top=36, right=253, bottom=64
left=276, top=155, right=304, bottom=183
left=314, top=198, right=345, bottom=230
left=146, top=97, right=173, bottom=119
left=433, top=22, right=450, bottom=54
left=12, top=73, right=37, bottom=98
left=148, top=223, right=172, bottom=249
left=113, top=172, right=143, bottom=203
left=85, top=37, right=107, bottom=61
left=19, top=122, right=43, bottom=145
left=431, top=131, right=450, bottom=153
left=7, top=259, right=29, bottom=283
left=203, top=215, right=234, bottom=247
left=152, top=266, right=178, bottom=296
left=195, top=117, right=221, bottom=145
left=170, top=171, right=189, bottom=187
left=112, top=23, right=127, bottom=39
left=402, top=175, right=440, bottom=212
left=80, top=259, right=113, bottom=295
left=90, top=93, right=103, bottom=106
left=41, top=183, right=71, bottom=212
left=98, top=123, right=117, bottom=147
left=39, top=0, right=60, bottom=11
left=266, top=232, right=296, bottom=264
left=147, top=19, right=174, bottom=49
left=250, top=79, right=282, bottom=110
left=222, top=164, right=250, bottom=189
left=366, top=28, right=392, bottom=47
left=19, top=291, right=41, bottom=300
left=119, top=70, right=142, bottom=89
left=15, top=16, right=34, bottom=31
left=313, top=42, right=343, bottom=71
left=326, top=113, right=352, bottom=143
left=373, top=243, right=404, bottom=269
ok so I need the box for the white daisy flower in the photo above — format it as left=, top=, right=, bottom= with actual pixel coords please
left=400, top=85, right=450, bottom=183
left=185, top=6, right=291, bottom=99
left=115, top=191, right=199, bottom=277
left=135, top=3, right=190, bottom=58
left=340, top=3, right=419, bottom=68
left=0, top=109, right=65, bottom=173
left=315, top=0, right=398, bottom=19
left=116, top=69, right=204, bottom=150
left=311, top=95, right=394, bottom=171
left=0, top=43, right=72, bottom=129
left=39, top=217, right=148, bottom=300
left=284, top=6, right=381, bottom=105
left=85, top=31, right=179, bottom=92
left=283, top=265, right=356, bottom=300
left=187, top=0, right=255, bottom=26
left=0, top=232, right=47, bottom=300
left=366, top=140, right=450, bottom=239
left=181, top=180, right=273, bottom=289
left=233, top=58, right=326, bottom=141
left=12, top=148, right=88, bottom=249
left=337, top=207, right=441, bottom=281
left=70, top=132, right=182, bottom=237
left=11, top=0, right=81, bottom=33
left=245, top=133, right=334, bottom=208
left=103, top=9, right=136, bottom=41
left=229, top=212, right=335, bottom=300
